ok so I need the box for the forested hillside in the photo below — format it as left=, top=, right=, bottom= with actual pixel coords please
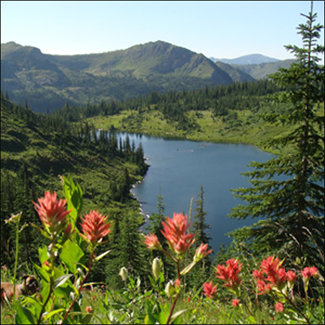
left=55, top=79, right=306, bottom=154
left=0, top=94, right=149, bottom=282
left=1, top=41, right=254, bottom=113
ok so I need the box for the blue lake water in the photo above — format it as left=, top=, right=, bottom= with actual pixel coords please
left=112, top=132, right=274, bottom=254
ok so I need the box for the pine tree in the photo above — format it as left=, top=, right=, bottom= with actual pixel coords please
left=191, top=185, right=211, bottom=247
left=188, top=185, right=212, bottom=289
left=228, top=3, right=324, bottom=275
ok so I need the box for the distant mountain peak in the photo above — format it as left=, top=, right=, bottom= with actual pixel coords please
left=210, top=54, right=280, bottom=65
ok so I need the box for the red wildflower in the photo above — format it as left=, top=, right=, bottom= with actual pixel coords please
left=33, top=191, right=71, bottom=232
left=203, top=282, right=217, bottom=299
left=85, top=306, right=93, bottom=313
left=301, top=266, right=318, bottom=280
left=216, top=259, right=242, bottom=290
left=232, top=299, right=239, bottom=307
left=286, top=270, right=297, bottom=285
left=144, top=233, right=163, bottom=250
left=260, top=256, right=286, bottom=288
left=80, top=210, right=111, bottom=245
left=43, top=260, right=50, bottom=267
left=194, top=243, right=213, bottom=262
left=257, top=280, right=273, bottom=295
left=275, top=302, right=283, bottom=312
left=161, top=213, right=195, bottom=255
left=252, top=269, right=264, bottom=281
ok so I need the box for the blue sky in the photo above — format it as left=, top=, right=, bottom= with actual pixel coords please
left=1, top=1, right=324, bottom=60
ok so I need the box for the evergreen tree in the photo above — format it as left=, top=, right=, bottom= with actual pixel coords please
left=188, top=185, right=212, bottom=289
left=191, top=185, right=211, bottom=247
left=228, top=3, right=324, bottom=275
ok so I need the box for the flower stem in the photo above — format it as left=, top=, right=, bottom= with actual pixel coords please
left=166, top=293, right=179, bottom=325
left=61, top=250, right=95, bottom=323
left=241, top=299, right=253, bottom=317
left=281, top=292, right=311, bottom=325
left=37, top=235, right=56, bottom=325
left=12, top=219, right=20, bottom=302
left=166, top=260, right=181, bottom=325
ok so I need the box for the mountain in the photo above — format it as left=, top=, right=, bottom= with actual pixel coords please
left=233, top=59, right=296, bottom=80
left=1, top=41, right=254, bottom=113
left=210, top=54, right=280, bottom=65
left=214, top=61, right=255, bottom=83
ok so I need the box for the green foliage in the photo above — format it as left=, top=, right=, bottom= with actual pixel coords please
left=228, top=5, right=324, bottom=278
left=1, top=95, right=148, bottom=279
left=1, top=40, right=241, bottom=113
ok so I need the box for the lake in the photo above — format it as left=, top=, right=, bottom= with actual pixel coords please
left=110, top=132, right=274, bottom=254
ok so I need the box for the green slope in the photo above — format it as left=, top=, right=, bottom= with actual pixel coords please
left=0, top=97, right=147, bottom=215
left=1, top=41, right=251, bottom=113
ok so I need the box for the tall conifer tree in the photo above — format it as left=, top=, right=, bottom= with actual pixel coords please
left=228, top=2, right=324, bottom=274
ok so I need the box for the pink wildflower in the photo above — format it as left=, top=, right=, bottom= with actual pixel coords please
left=252, top=269, right=264, bottom=281
left=275, top=302, right=283, bottom=312
left=216, top=259, right=242, bottom=290
left=301, top=266, right=318, bottom=280
left=194, top=243, right=213, bottom=262
left=144, top=233, right=163, bottom=250
left=260, top=256, right=286, bottom=288
left=33, top=191, right=71, bottom=232
left=232, top=299, right=239, bottom=307
left=286, top=270, right=297, bottom=285
left=203, top=282, right=217, bottom=299
left=80, top=210, right=111, bottom=245
left=161, top=213, right=195, bottom=255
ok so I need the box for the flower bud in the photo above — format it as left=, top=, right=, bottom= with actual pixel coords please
left=119, top=267, right=128, bottom=282
left=5, top=212, right=22, bottom=225
left=152, top=257, right=162, bottom=281
left=165, top=280, right=174, bottom=298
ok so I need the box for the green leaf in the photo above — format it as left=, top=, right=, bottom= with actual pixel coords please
left=31, top=223, right=51, bottom=240
left=42, top=308, right=66, bottom=321
left=38, top=244, right=49, bottom=265
left=94, top=249, right=112, bottom=262
left=32, top=261, right=50, bottom=283
left=170, top=309, right=188, bottom=324
left=16, top=303, right=36, bottom=324
left=81, top=313, right=94, bottom=324
left=246, top=315, right=257, bottom=324
left=54, top=274, right=74, bottom=288
left=61, top=239, right=85, bottom=274
left=62, top=175, right=83, bottom=224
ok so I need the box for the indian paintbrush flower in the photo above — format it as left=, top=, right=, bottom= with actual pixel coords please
left=144, top=233, right=163, bottom=251
left=275, top=302, right=284, bottom=312
left=252, top=269, right=264, bottom=281
left=260, top=256, right=287, bottom=290
left=216, top=259, right=242, bottom=291
left=161, top=213, right=195, bottom=255
left=80, top=210, right=111, bottom=247
left=232, top=298, right=239, bottom=307
left=33, top=192, right=71, bottom=234
left=301, top=266, right=318, bottom=281
left=202, top=282, right=217, bottom=299
left=286, top=270, right=298, bottom=288
left=193, top=243, right=213, bottom=263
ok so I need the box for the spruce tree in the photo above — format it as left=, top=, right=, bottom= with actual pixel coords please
left=188, top=185, right=212, bottom=289
left=228, top=3, right=324, bottom=275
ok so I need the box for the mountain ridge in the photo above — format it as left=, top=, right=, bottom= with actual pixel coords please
left=209, top=53, right=280, bottom=65
left=1, top=41, right=290, bottom=113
